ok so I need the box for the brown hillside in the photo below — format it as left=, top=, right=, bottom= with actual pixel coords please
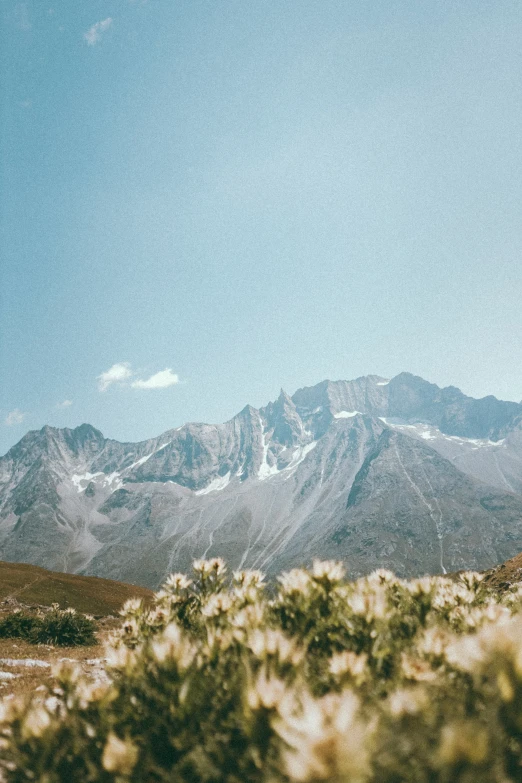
left=482, top=551, right=522, bottom=591
left=0, top=560, right=153, bottom=616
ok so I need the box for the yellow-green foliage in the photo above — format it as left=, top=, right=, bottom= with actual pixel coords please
left=1, top=560, right=522, bottom=782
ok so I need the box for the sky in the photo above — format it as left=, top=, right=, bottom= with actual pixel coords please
left=1, top=0, right=521, bottom=455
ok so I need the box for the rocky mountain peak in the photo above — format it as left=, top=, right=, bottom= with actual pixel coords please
left=263, top=389, right=303, bottom=447
left=3, top=371, right=522, bottom=587
left=276, top=388, right=293, bottom=405
left=291, top=379, right=330, bottom=414
left=238, top=404, right=259, bottom=419
left=387, top=373, right=522, bottom=440
left=70, top=423, right=105, bottom=441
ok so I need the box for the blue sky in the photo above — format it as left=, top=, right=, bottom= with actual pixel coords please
left=1, top=0, right=521, bottom=454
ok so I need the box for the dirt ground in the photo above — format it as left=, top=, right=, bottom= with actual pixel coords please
left=0, top=616, right=120, bottom=700
left=483, top=550, right=522, bottom=590
left=0, top=560, right=151, bottom=702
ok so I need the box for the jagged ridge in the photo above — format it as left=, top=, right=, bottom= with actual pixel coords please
left=1, top=372, right=522, bottom=588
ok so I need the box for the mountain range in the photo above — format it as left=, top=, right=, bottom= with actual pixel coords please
left=1, top=372, right=522, bottom=588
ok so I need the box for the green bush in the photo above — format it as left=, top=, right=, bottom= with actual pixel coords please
left=0, top=605, right=97, bottom=647
left=0, top=610, right=41, bottom=641
left=30, top=606, right=97, bottom=646
left=1, top=561, right=522, bottom=782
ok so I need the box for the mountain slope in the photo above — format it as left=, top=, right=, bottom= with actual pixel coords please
left=0, top=560, right=152, bottom=615
left=483, top=549, right=522, bottom=590
left=1, top=373, right=522, bottom=587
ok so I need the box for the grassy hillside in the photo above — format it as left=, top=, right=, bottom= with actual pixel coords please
left=0, top=561, right=153, bottom=616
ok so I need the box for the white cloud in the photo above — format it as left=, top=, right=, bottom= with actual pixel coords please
left=56, top=399, right=73, bottom=409
left=5, top=409, right=26, bottom=427
left=84, top=17, right=112, bottom=46
left=97, top=362, right=133, bottom=392
left=131, top=369, right=180, bottom=390
left=97, top=363, right=180, bottom=391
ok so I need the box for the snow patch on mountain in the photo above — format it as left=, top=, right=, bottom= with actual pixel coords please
left=105, top=472, right=123, bottom=490
left=195, top=472, right=231, bottom=495
left=283, top=441, right=317, bottom=476
left=127, top=454, right=153, bottom=470
left=379, top=419, right=506, bottom=449
left=71, top=471, right=122, bottom=493
left=126, top=442, right=172, bottom=472
left=258, top=416, right=279, bottom=481
left=71, top=472, right=103, bottom=493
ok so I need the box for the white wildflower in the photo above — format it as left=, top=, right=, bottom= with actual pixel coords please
left=247, top=629, right=303, bottom=666
left=347, top=586, right=388, bottom=621
left=119, top=598, right=143, bottom=617
left=105, top=645, right=138, bottom=671
left=201, top=592, right=233, bottom=618
left=233, top=569, right=265, bottom=587
left=23, top=706, right=51, bottom=739
left=121, top=618, right=140, bottom=639
left=151, top=623, right=196, bottom=669
left=247, top=673, right=288, bottom=711
left=401, top=653, right=438, bottom=682
left=417, top=626, right=454, bottom=659
left=278, top=569, right=311, bottom=595
left=458, top=571, right=485, bottom=590
left=233, top=584, right=262, bottom=604
left=145, top=607, right=169, bottom=627
left=102, top=732, right=138, bottom=775
left=165, top=573, right=192, bottom=591
left=193, top=557, right=226, bottom=576
left=388, top=687, right=429, bottom=717
left=231, top=602, right=265, bottom=630
left=405, top=576, right=435, bottom=597
left=329, top=651, right=367, bottom=681
left=366, top=568, right=398, bottom=586
left=444, top=634, right=486, bottom=672
left=276, top=692, right=371, bottom=782
left=312, top=559, right=345, bottom=583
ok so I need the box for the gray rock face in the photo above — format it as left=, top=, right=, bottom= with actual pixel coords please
left=1, top=373, right=522, bottom=587
left=387, top=373, right=522, bottom=439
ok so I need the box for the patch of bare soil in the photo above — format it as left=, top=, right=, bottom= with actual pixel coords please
left=0, top=614, right=120, bottom=700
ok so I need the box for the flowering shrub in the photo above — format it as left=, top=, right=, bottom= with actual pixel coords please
left=0, top=605, right=97, bottom=646
left=30, top=605, right=97, bottom=647
left=1, top=560, right=522, bottom=781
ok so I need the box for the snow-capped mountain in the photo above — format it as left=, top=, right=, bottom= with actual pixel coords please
left=1, top=372, right=522, bottom=588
